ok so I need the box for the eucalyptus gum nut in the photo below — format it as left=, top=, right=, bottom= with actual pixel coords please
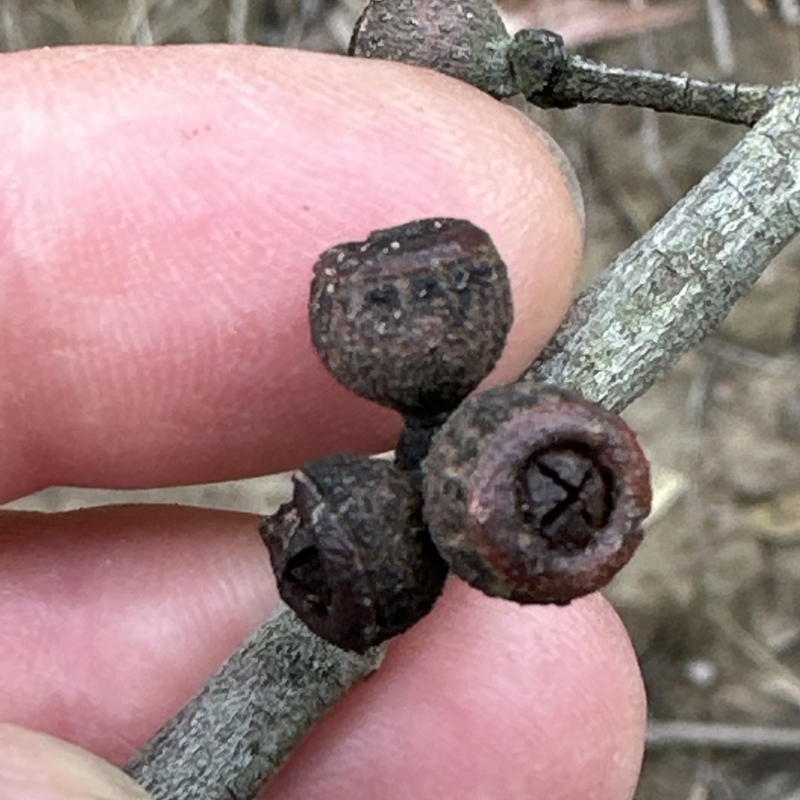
left=349, top=0, right=516, bottom=98
left=260, top=454, right=448, bottom=653
left=422, top=384, right=651, bottom=604
left=309, top=218, right=513, bottom=416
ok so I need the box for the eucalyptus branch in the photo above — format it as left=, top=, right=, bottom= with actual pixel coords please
left=351, top=0, right=784, bottom=125
left=124, top=86, right=800, bottom=800
left=524, top=84, right=800, bottom=408
left=125, top=608, right=385, bottom=800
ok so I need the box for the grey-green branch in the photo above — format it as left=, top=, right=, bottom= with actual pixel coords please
left=524, top=85, right=800, bottom=408
left=124, top=609, right=385, bottom=800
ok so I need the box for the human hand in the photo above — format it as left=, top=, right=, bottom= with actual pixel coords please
left=0, top=44, right=645, bottom=799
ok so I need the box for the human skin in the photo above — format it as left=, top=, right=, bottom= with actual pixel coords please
left=0, top=44, right=646, bottom=800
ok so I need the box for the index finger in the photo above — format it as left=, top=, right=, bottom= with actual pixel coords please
left=0, top=45, right=582, bottom=502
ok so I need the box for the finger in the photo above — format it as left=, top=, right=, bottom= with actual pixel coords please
left=0, top=723, right=152, bottom=800
left=265, top=586, right=646, bottom=800
left=0, top=45, right=583, bottom=501
left=0, top=506, right=277, bottom=765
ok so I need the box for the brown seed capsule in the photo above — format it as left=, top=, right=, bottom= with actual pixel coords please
left=350, top=0, right=516, bottom=99
left=422, top=384, right=651, bottom=604
left=260, top=454, right=448, bottom=653
left=309, top=218, right=513, bottom=416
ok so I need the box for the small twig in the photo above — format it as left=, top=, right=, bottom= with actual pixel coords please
left=351, top=0, right=783, bottom=125
left=647, top=719, right=800, bottom=750
left=508, top=28, right=779, bottom=125
left=226, top=0, right=249, bottom=43
left=121, top=0, right=154, bottom=46
left=125, top=608, right=385, bottom=800
left=704, top=0, right=736, bottom=75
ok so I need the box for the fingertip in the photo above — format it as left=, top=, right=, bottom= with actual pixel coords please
left=0, top=506, right=277, bottom=764
left=264, top=583, right=645, bottom=800
left=0, top=723, right=152, bottom=800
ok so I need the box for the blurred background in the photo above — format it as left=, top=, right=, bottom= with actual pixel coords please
left=3, top=1, right=800, bottom=797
